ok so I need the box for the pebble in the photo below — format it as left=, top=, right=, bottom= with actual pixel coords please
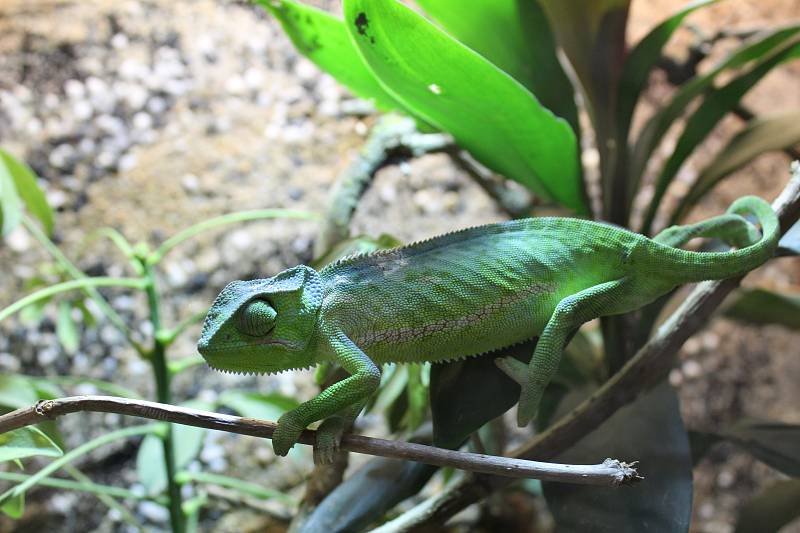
left=5, top=226, right=31, bottom=252
left=682, top=359, right=703, bottom=379
left=137, top=501, right=170, bottom=523
left=181, top=173, right=200, bottom=193
left=0, top=353, right=21, bottom=372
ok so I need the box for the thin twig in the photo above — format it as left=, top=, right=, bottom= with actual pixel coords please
left=383, top=163, right=800, bottom=531
left=314, top=114, right=452, bottom=256
left=0, top=395, right=639, bottom=487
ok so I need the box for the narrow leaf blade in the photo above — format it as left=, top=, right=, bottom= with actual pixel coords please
left=672, top=112, right=800, bottom=223
left=722, top=419, right=800, bottom=476
left=734, top=479, right=800, bottom=533
left=0, top=427, right=63, bottom=463
left=724, top=288, right=800, bottom=330
left=0, top=149, right=54, bottom=236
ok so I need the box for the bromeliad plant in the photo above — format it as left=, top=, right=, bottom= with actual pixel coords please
left=260, top=0, right=800, bottom=531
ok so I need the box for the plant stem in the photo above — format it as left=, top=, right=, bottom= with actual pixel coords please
left=142, top=262, right=184, bottom=533
left=21, top=216, right=145, bottom=355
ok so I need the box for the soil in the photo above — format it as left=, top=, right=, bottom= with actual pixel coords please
left=0, top=1, right=798, bottom=532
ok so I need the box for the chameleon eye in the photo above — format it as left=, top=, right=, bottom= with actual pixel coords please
left=238, top=299, right=277, bottom=337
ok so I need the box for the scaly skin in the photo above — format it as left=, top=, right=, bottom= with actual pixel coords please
left=197, top=196, right=778, bottom=463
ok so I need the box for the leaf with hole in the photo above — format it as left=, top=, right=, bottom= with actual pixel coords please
left=256, top=0, right=407, bottom=113
left=343, top=0, right=585, bottom=212
left=416, top=0, right=579, bottom=134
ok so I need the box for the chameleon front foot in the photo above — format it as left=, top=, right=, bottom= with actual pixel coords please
left=272, top=413, right=305, bottom=457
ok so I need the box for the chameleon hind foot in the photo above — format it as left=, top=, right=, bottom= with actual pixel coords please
left=272, top=412, right=305, bottom=457
left=314, top=417, right=347, bottom=465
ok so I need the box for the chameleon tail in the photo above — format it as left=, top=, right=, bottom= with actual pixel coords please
left=654, top=196, right=779, bottom=282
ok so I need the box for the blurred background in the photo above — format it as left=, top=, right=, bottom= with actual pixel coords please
left=0, top=1, right=799, bottom=532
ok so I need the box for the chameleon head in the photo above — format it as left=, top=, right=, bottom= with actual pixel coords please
left=197, top=265, right=323, bottom=374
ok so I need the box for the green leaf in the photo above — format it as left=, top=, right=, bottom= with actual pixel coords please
left=538, top=0, right=629, bottom=169
left=256, top=0, right=405, bottom=113
left=56, top=300, right=80, bottom=355
left=416, top=0, right=579, bottom=134
left=343, top=0, right=585, bottom=213
left=136, top=433, right=167, bottom=495
left=219, top=391, right=299, bottom=422
left=430, top=340, right=535, bottom=449
left=136, top=401, right=215, bottom=495
left=0, top=492, right=24, bottom=518
left=0, top=153, right=22, bottom=237
left=724, top=288, right=800, bottom=330
left=618, top=1, right=716, bottom=141
left=544, top=382, right=692, bottom=532
left=642, top=39, right=800, bottom=233
left=0, top=149, right=54, bottom=236
left=0, top=427, right=63, bottom=463
left=734, top=479, right=800, bottom=533
left=671, top=112, right=800, bottom=224
left=721, top=419, right=800, bottom=477
left=0, top=375, right=39, bottom=410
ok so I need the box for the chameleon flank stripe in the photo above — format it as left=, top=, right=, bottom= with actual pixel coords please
left=198, top=196, right=778, bottom=463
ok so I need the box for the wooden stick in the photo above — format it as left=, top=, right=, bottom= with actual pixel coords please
left=0, top=395, right=639, bottom=487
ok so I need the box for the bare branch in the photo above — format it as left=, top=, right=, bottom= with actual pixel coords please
left=387, top=163, right=800, bottom=531
left=0, top=395, right=639, bottom=487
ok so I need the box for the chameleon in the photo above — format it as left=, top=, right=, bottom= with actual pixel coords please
left=197, top=196, right=778, bottom=463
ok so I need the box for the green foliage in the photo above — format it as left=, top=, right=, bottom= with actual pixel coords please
left=724, top=288, right=800, bottom=330
left=734, top=479, right=800, bottom=533
left=0, top=149, right=53, bottom=236
left=0, top=427, right=62, bottom=464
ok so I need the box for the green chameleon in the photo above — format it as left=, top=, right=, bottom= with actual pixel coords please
left=198, top=196, right=777, bottom=463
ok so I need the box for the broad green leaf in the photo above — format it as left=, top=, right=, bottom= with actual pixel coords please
left=0, top=427, right=62, bottom=463
left=57, top=300, right=80, bottom=355
left=0, top=492, right=24, bottom=518
left=734, top=479, right=800, bottom=533
left=257, top=0, right=405, bottom=113
left=724, top=288, right=800, bottom=331
left=779, top=220, right=800, bottom=256
left=219, top=391, right=299, bottom=422
left=538, top=0, right=629, bottom=155
left=671, top=112, right=800, bottom=224
left=416, top=0, right=579, bottom=134
left=722, top=419, right=800, bottom=477
left=344, top=0, right=586, bottom=213
left=630, top=26, right=800, bottom=216
left=0, top=375, right=39, bottom=410
left=0, top=149, right=54, bottom=236
left=430, top=340, right=534, bottom=449
left=544, top=382, right=692, bottom=532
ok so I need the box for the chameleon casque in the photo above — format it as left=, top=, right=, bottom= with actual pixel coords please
left=198, top=196, right=778, bottom=463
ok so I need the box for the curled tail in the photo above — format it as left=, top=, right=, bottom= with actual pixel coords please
left=652, top=196, right=779, bottom=282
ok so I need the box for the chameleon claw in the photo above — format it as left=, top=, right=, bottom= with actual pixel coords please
left=272, top=413, right=304, bottom=457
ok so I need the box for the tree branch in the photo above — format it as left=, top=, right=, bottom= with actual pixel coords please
left=385, top=162, right=800, bottom=531
left=0, top=395, right=639, bottom=487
